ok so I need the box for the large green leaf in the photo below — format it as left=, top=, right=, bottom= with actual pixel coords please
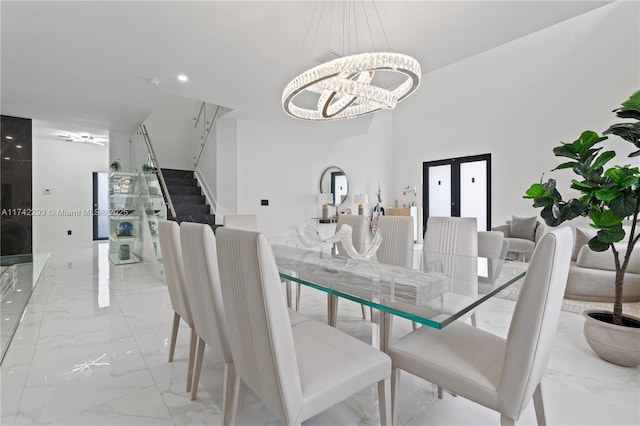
left=590, top=150, right=616, bottom=171
left=596, top=225, right=626, bottom=244
left=604, top=123, right=640, bottom=145
left=610, top=191, right=638, bottom=217
left=524, top=183, right=547, bottom=198
left=605, top=166, right=640, bottom=187
left=590, top=210, right=623, bottom=227
left=595, top=188, right=619, bottom=201
left=552, top=161, right=576, bottom=171
left=553, top=144, right=580, bottom=160
left=576, top=131, right=604, bottom=158
left=588, top=237, right=610, bottom=252
left=570, top=179, right=595, bottom=191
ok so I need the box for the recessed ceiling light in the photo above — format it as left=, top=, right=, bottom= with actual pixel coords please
left=3, top=156, right=10, bottom=160
left=16, top=145, right=23, bottom=149
left=149, top=78, right=160, bottom=86
left=5, top=136, right=13, bottom=140
left=177, top=74, right=189, bottom=83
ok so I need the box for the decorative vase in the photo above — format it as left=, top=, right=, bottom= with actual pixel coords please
left=117, top=221, right=134, bottom=237
left=322, top=203, right=329, bottom=219
left=583, top=310, right=640, bottom=367
left=118, top=244, right=130, bottom=260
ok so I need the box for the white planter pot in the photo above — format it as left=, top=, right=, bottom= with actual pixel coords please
left=583, top=310, right=640, bottom=367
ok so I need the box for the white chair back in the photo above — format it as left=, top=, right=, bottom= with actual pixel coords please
left=216, top=228, right=304, bottom=423
left=335, top=215, right=368, bottom=256
left=376, top=215, right=414, bottom=268
left=478, top=230, right=507, bottom=283
left=498, top=227, right=572, bottom=419
left=158, top=220, right=192, bottom=325
left=223, top=214, right=258, bottom=231
left=423, top=216, right=478, bottom=297
left=179, top=222, right=232, bottom=363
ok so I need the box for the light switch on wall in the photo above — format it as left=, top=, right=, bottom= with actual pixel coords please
left=43, top=188, right=51, bottom=194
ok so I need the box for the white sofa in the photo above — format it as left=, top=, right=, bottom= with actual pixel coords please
left=564, top=227, right=640, bottom=302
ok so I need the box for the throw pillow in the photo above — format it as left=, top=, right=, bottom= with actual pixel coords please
left=509, top=216, right=538, bottom=240
left=572, top=227, right=597, bottom=261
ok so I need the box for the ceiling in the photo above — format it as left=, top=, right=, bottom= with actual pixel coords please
left=1, top=1, right=612, bottom=137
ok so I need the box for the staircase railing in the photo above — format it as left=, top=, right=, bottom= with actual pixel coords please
left=193, top=169, right=224, bottom=223
left=192, top=102, right=220, bottom=169
left=140, top=124, right=177, bottom=219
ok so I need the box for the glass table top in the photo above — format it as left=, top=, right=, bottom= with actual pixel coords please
left=273, top=245, right=527, bottom=329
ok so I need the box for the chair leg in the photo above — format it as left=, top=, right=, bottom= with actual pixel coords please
left=500, top=414, right=515, bottom=426
left=361, top=303, right=367, bottom=320
left=378, top=377, right=391, bottom=426
left=471, top=312, right=477, bottom=328
left=222, top=362, right=236, bottom=426
left=437, top=386, right=443, bottom=399
left=186, top=326, right=197, bottom=392
left=412, top=321, right=417, bottom=331
left=295, top=283, right=301, bottom=311
left=191, top=337, right=206, bottom=401
left=533, top=383, right=547, bottom=426
left=231, top=374, right=243, bottom=426
left=169, top=312, right=180, bottom=362
left=285, top=280, right=292, bottom=308
left=391, top=368, right=401, bottom=426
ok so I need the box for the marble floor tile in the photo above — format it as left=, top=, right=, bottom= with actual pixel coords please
left=1, top=243, right=638, bottom=426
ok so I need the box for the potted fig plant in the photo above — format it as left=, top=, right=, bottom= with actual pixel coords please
left=524, top=90, right=640, bottom=367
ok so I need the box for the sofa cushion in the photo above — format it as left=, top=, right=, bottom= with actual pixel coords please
left=509, top=216, right=537, bottom=241
left=572, top=226, right=634, bottom=261
left=576, top=244, right=640, bottom=274
left=572, top=227, right=597, bottom=261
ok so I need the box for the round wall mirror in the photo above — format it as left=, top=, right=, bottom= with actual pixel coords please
left=319, top=166, right=348, bottom=206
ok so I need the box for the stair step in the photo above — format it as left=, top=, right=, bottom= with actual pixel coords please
left=175, top=204, right=210, bottom=215
left=161, top=168, right=194, bottom=179
left=172, top=213, right=218, bottom=227
left=166, top=185, right=200, bottom=196
left=164, top=177, right=197, bottom=187
left=172, top=194, right=206, bottom=205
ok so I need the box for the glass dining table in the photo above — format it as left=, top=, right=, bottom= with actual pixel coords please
left=272, top=244, right=528, bottom=351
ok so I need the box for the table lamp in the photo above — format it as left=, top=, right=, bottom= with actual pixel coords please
left=353, top=194, right=368, bottom=215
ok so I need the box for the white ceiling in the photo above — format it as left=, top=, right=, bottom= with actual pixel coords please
left=1, top=1, right=612, bottom=137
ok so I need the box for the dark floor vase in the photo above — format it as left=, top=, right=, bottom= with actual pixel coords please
left=583, top=310, right=640, bottom=367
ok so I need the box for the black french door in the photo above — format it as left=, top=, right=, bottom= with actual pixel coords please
left=422, top=153, right=491, bottom=234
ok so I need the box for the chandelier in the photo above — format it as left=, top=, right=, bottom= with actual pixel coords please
left=282, top=1, right=421, bottom=121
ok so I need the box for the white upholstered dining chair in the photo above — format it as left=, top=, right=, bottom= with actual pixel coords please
left=216, top=228, right=392, bottom=426
left=375, top=215, right=414, bottom=269
left=478, top=230, right=509, bottom=286
left=422, top=216, right=478, bottom=326
left=223, top=214, right=257, bottom=231
left=179, top=222, right=235, bottom=424
left=389, top=226, right=573, bottom=426
left=158, top=220, right=197, bottom=393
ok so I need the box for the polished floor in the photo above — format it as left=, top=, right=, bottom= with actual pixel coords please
left=1, top=243, right=638, bottom=425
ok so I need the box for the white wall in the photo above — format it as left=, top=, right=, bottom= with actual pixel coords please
left=32, top=121, right=109, bottom=252
left=143, top=94, right=196, bottom=171
left=391, top=1, right=640, bottom=234
left=108, top=130, right=132, bottom=170
left=234, top=111, right=393, bottom=239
